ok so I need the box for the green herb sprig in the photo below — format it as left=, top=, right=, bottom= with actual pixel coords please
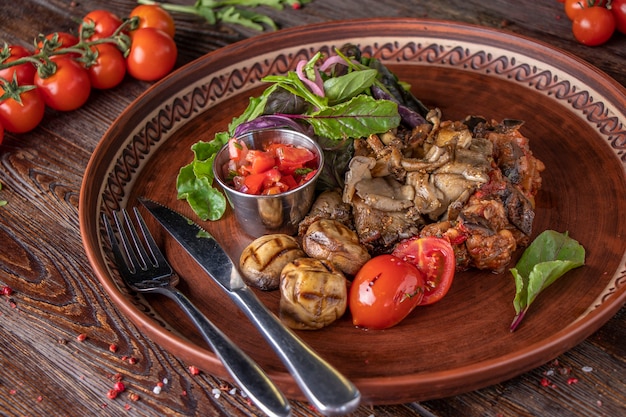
left=137, top=0, right=311, bottom=31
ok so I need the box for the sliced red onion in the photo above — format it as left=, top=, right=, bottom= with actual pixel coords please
left=296, top=60, right=325, bottom=97
left=234, top=115, right=308, bottom=137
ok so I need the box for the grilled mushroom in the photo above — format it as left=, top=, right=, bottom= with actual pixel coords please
left=279, top=257, right=348, bottom=330
left=302, top=219, right=371, bottom=276
left=239, top=234, right=306, bottom=290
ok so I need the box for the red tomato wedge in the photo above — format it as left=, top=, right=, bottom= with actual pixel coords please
left=349, top=254, right=426, bottom=330
left=392, top=236, right=456, bottom=305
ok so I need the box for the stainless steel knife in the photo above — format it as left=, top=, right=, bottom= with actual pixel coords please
left=139, top=198, right=361, bottom=416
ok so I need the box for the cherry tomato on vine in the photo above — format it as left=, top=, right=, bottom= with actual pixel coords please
left=130, top=4, right=176, bottom=38
left=349, top=254, right=426, bottom=330
left=80, top=10, right=123, bottom=40
left=0, top=45, right=36, bottom=85
left=564, top=0, right=608, bottom=21
left=0, top=121, right=4, bottom=146
left=572, top=6, right=616, bottom=46
left=126, top=28, right=177, bottom=81
left=86, top=43, right=126, bottom=90
left=0, top=85, right=45, bottom=133
left=392, top=236, right=456, bottom=306
left=612, top=0, right=626, bottom=34
left=34, top=57, right=91, bottom=111
left=35, top=32, right=79, bottom=55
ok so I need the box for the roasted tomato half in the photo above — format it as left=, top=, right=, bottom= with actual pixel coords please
left=392, top=236, right=456, bottom=305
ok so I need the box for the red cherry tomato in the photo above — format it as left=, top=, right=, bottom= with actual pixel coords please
left=80, top=10, right=123, bottom=40
left=34, top=57, right=91, bottom=111
left=126, top=28, right=177, bottom=81
left=0, top=85, right=45, bottom=133
left=564, top=0, right=607, bottom=20
left=86, top=43, right=126, bottom=90
left=572, top=6, right=616, bottom=46
left=612, top=0, right=626, bottom=34
left=349, top=254, right=425, bottom=330
left=0, top=45, right=36, bottom=85
left=129, top=4, right=176, bottom=38
left=392, top=236, right=456, bottom=306
left=0, top=121, right=4, bottom=145
left=35, top=32, right=79, bottom=55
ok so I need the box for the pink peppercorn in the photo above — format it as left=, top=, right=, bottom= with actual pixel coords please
left=1, top=286, right=14, bottom=296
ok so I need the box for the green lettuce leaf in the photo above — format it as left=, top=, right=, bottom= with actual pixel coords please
left=176, top=135, right=229, bottom=221
left=509, top=230, right=585, bottom=331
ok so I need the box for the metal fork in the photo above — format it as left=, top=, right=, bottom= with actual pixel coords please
left=103, top=208, right=291, bottom=417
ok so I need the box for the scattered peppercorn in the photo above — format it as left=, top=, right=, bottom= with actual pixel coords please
left=106, top=389, right=119, bottom=400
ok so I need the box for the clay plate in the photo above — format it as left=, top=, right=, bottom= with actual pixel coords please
left=79, top=19, right=626, bottom=405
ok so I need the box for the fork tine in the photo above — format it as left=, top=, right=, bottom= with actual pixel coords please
left=131, top=207, right=169, bottom=269
left=117, top=208, right=151, bottom=272
left=103, top=213, right=132, bottom=276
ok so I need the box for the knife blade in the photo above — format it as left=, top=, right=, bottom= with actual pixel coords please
left=139, top=198, right=361, bottom=416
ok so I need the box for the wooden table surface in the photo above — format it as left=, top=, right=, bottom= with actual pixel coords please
left=1, top=0, right=624, bottom=416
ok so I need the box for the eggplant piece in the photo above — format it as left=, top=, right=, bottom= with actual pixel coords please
left=239, top=234, right=306, bottom=291
left=279, top=258, right=348, bottom=330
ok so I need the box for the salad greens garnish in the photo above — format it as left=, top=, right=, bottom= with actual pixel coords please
left=177, top=45, right=428, bottom=221
left=137, top=0, right=312, bottom=31
left=509, top=230, right=585, bottom=332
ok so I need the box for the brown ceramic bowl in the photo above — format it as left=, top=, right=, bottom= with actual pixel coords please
left=79, top=18, right=626, bottom=405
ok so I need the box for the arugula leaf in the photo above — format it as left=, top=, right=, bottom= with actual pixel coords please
left=509, top=230, right=585, bottom=332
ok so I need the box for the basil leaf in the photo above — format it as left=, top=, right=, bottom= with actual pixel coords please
left=305, top=95, right=400, bottom=140
left=323, top=68, right=378, bottom=104
left=509, top=230, right=585, bottom=331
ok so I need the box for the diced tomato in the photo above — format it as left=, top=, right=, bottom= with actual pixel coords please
left=262, top=167, right=282, bottom=188
left=245, top=150, right=276, bottom=174
left=275, top=145, right=316, bottom=173
left=227, top=138, right=318, bottom=195
left=280, top=174, right=298, bottom=189
left=242, top=172, right=266, bottom=194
